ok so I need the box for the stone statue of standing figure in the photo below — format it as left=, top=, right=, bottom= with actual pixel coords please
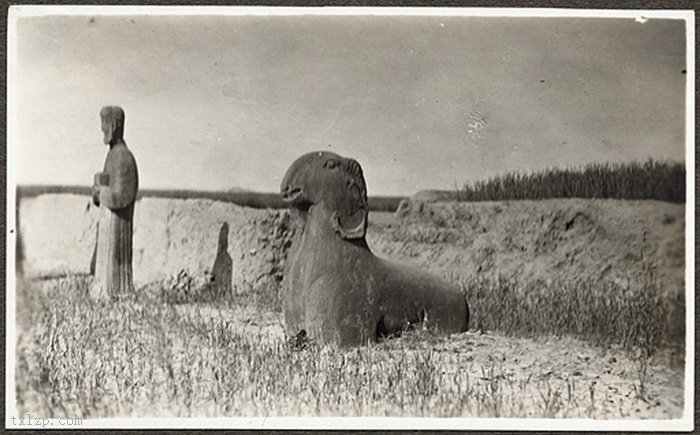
left=91, top=106, right=139, bottom=300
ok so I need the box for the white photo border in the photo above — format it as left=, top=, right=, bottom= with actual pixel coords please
left=5, top=5, right=695, bottom=431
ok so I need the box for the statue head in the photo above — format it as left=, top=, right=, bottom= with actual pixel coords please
left=281, top=151, right=368, bottom=240
left=100, top=106, right=125, bottom=145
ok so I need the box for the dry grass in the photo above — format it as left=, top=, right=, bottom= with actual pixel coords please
left=15, top=265, right=684, bottom=419
left=458, top=265, right=684, bottom=358
left=14, top=276, right=490, bottom=418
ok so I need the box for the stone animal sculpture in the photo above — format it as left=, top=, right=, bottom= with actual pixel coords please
left=281, top=151, right=468, bottom=347
left=91, top=106, right=139, bottom=300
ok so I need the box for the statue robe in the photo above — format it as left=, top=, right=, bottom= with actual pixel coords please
left=92, top=141, right=139, bottom=299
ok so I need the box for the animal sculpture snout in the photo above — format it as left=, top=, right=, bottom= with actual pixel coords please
left=281, top=185, right=304, bottom=203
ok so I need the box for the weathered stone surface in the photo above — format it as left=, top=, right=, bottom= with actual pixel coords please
left=210, top=222, right=233, bottom=298
left=394, top=198, right=413, bottom=219
left=281, top=151, right=469, bottom=347
left=91, top=106, right=139, bottom=300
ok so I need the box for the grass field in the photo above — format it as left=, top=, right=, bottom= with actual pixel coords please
left=14, top=266, right=685, bottom=419
left=459, top=266, right=684, bottom=356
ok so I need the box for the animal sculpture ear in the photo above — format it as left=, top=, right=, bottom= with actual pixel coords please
left=332, top=209, right=367, bottom=239
left=332, top=160, right=368, bottom=240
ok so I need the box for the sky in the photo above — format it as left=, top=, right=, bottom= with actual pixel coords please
left=11, top=10, right=689, bottom=196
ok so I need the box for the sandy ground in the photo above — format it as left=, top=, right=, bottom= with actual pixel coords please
left=395, top=332, right=685, bottom=419
left=174, top=302, right=685, bottom=419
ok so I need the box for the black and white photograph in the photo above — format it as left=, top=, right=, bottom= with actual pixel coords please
left=5, top=5, right=694, bottom=431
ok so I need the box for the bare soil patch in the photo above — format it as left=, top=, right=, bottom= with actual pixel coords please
left=369, top=199, right=684, bottom=294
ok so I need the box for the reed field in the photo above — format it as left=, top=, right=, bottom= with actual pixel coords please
left=457, top=160, right=685, bottom=203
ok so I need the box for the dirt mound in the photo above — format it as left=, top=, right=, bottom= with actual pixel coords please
left=369, top=199, right=685, bottom=296
left=18, top=194, right=293, bottom=292
left=18, top=195, right=684, bottom=300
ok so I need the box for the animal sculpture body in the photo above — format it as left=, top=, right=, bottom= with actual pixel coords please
left=281, top=151, right=468, bottom=347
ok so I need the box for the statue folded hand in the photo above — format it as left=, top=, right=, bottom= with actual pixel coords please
left=92, top=173, right=109, bottom=206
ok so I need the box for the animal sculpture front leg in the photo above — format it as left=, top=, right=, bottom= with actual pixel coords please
left=303, top=275, right=378, bottom=347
